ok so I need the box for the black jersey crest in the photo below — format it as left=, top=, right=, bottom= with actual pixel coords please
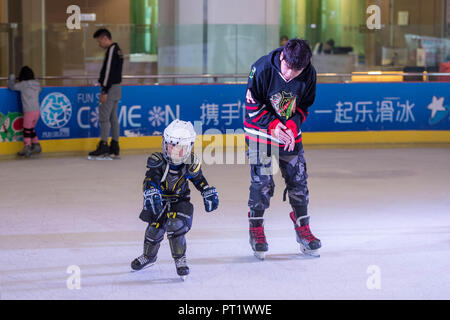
left=270, top=91, right=297, bottom=120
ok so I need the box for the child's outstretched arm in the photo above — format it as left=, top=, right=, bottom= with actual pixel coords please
left=186, top=154, right=219, bottom=213
left=7, top=74, right=21, bottom=91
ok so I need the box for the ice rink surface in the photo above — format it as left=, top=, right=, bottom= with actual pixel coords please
left=0, top=146, right=449, bottom=300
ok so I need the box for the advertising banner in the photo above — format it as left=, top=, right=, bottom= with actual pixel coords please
left=1, top=82, right=449, bottom=142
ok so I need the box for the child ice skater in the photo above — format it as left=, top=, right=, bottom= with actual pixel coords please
left=131, top=119, right=219, bottom=280
left=8, top=66, right=42, bottom=158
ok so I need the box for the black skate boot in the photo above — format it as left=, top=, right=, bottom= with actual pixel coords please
left=249, top=212, right=268, bottom=260
left=174, top=255, right=190, bottom=281
left=88, top=140, right=111, bottom=160
left=109, top=140, right=120, bottom=159
left=31, top=143, right=42, bottom=155
left=131, top=254, right=157, bottom=271
left=17, top=145, right=32, bottom=158
left=131, top=235, right=161, bottom=272
left=290, top=212, right=321, bottom=257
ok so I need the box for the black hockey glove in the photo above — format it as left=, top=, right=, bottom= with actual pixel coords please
left=201, top=186, right=219, bottom=212
left=143, top=187, right=163, bottom=217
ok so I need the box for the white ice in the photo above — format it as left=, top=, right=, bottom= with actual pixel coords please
left=0, top=147, right=449, bottom=300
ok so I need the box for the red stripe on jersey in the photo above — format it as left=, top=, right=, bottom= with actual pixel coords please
left=244, top=120, right=267, bottom=132
left=252, top=110, right=268, bottom=123
left=297, top=107, right=306, bottom=122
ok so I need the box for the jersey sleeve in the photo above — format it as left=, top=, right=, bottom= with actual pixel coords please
left=142, top=153, right=165, bottom=191
left=244, top=64, right=279, bottom=132
left=285, top=67, right=317, bottom=135
left=186, top=153, right=209, bottom=192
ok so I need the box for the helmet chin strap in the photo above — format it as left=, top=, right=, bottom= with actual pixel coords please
left=161, top=163, right=170, bottom=183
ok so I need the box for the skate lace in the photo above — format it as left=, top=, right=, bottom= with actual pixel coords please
left=250, top=227, right=266, bottom=244
left=298, top=225, right=317, bottom=242
left=137, top=255, right=149, bottom=265
left=175, top=256, right=187, bottom=268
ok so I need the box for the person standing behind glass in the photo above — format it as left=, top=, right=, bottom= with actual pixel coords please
left=313, top=38, right=335, bottom=55
left=88, top=28, right=124, bottom=160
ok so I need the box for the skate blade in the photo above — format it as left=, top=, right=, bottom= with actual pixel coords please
left=299, top=244, right=320, bottom=258
left=253, top=251, right=265, bottom=260
left=130, top=262, right=155, bottom=272
left=87, top=155, right=113, bottom=160
left=179, top=275, right=188, bottom=281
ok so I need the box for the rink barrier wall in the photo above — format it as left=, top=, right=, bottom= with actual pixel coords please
left=1, top=83, right=449, bottom=155
left=1, top=131, right=450, bottom=156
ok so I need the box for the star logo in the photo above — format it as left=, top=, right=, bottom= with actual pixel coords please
left=427, top=96, right=445, bottom=119
left=427, top=96, right=449, bottom=125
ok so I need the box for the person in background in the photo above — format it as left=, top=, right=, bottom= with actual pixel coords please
left=280, top=35, right=289, bottom=47
left=8, top=66, right=42, bottom=158
left=88, top=28, right=124, bottom=160
left=313, top=38, right=335, bottom=55
left=438, top=54, right=450, bottom=82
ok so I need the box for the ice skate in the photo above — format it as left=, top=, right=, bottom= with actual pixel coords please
left=131, top=254, right=157, bottom=271
left=88, top=141, right=112, bottom=160
left=290, top=212, right=321, bottom=257
left=31, top=143, right=42, bottom=155
left=253, top=250, right=266, bottom=260
left=108, top=139, right=121, bottom=159
left=175, top=256, right=189, bottom=281
left=249, top=225, right=268, bottom=260
left=17, top=145, right=32, bottom=158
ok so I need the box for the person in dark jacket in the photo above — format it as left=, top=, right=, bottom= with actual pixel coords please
left=244, top=38, right=321, bottom=259
left=89, top=28, right=124, bottom=159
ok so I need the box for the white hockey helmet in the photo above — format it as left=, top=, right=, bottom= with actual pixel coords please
left=162, top=119, right=196, bottom=165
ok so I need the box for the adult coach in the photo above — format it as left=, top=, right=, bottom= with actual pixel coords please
left=244, top=38, right=321, bottom=259
left=89, top=28, right=123, bottom=159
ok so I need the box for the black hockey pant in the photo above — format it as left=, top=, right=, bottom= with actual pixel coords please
left=248, top=148, right=309, bottom=219
left=142, top=201, right=193, bottom=260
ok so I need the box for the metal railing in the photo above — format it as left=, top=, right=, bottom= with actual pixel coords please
left=1, top=72, right=450, bottom=83
left=0, top=74, right=247, bottom=81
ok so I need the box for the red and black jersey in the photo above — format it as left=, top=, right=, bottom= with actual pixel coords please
left=244, top=47, right=316, bottom=154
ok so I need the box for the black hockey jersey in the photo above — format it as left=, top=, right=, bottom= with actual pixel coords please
left=142, top=152, right=209, bottom=202
left=244, top=47, right=317, bottom=155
